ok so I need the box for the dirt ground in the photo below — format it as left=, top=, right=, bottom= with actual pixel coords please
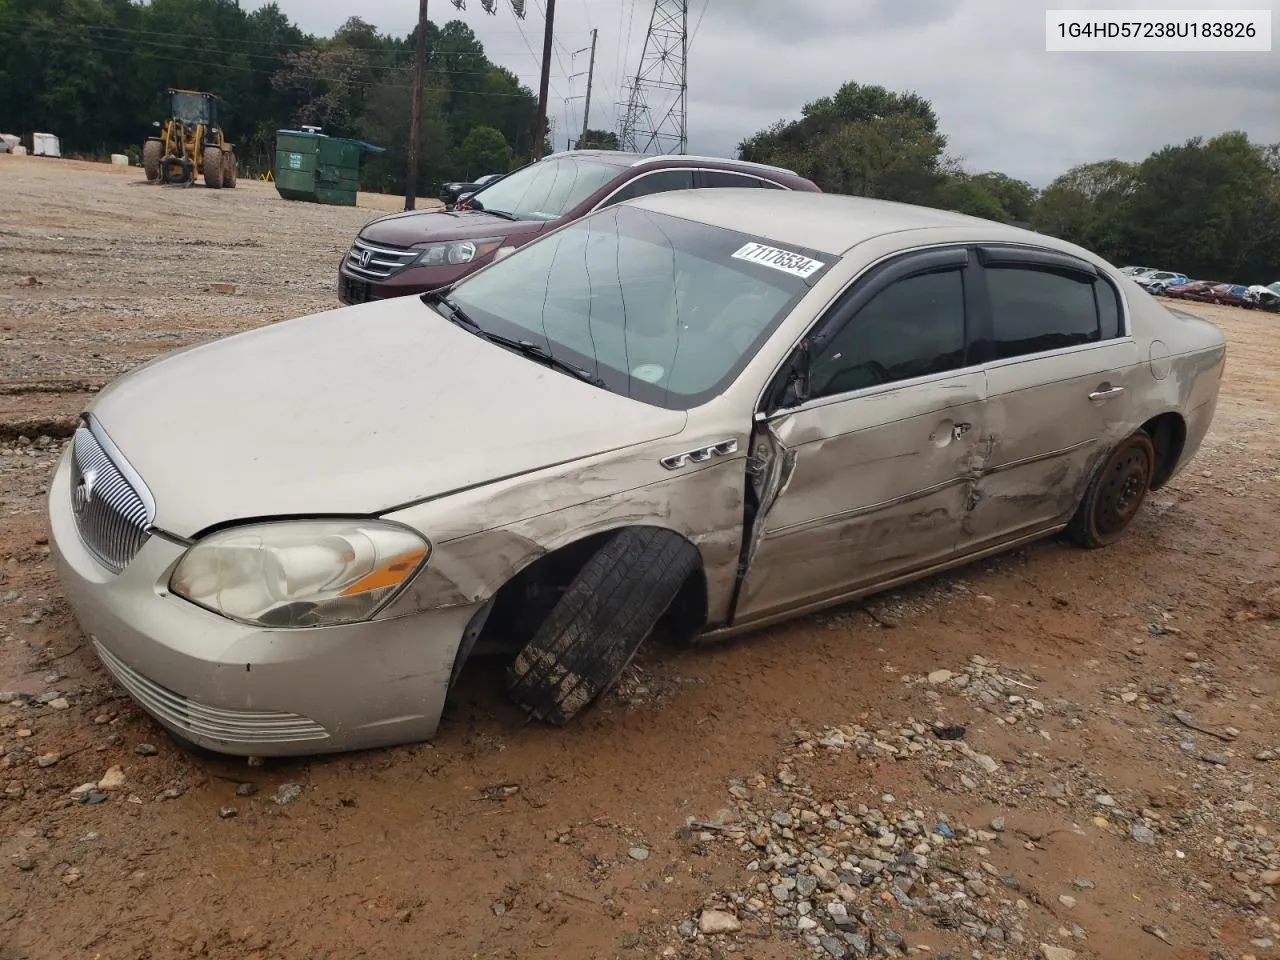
left=1, top=155, right=1277, bottom=960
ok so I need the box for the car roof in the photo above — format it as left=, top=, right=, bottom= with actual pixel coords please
left=625, top=188, right=1065, bottom=258
left=542, top=148, right=802, bottom=179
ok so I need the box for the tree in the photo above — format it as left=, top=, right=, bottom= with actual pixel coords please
left=578, top=129, right=619, bottom=150
left=1031, top=159, right=1139, bottom=260
left=455, top=125, right=512, bottom=176
left=738, top=82, right=948, bottom=204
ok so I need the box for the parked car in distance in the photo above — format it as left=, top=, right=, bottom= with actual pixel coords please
left=1243, top=281, right=1280, bottom=310
left=1163, top=280, right=1218, bottom=300
left=1119, top=265, right=1157, bottom=277
left=1209, top=283, right=1249, bottom=306
left=52, top=189, right=1227, bottom=757
left=441, top=172, right=504, bottom=208
left=337, top=149, right=821, bottom=305
left=1135, top=271, right=1189, bottom=295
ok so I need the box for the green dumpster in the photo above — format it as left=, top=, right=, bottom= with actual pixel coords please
left=273, top=129, right=386, bottom=206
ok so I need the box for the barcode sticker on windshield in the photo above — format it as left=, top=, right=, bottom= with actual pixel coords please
left=731, top=242, right=825, bottom=279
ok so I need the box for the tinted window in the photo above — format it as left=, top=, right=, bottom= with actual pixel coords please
left=448, top=204, right=829, bottom=410
left=599, top=169, right=695, bottom=207
left=810, top=269, right=966, bottom=398
left=701, top=171, right=763, bottom=188
left=987, top=266, right=1102, bottom=359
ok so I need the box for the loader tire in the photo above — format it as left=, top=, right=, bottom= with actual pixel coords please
left=505, top=527, right=700, bottom=725
left=223, top=149, right=238, bottom=188
left=142, top=140, right=162, bottom=182
left=203, top=145, right=223, bottom=189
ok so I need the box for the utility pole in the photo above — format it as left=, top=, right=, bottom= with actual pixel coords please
left=532, top=0, right=556, bottom=160
left=405, top=0, right=429, bottom=210
left=618, top=0, right=688, bottom=154
left=579, top=27, right=597, bottom=146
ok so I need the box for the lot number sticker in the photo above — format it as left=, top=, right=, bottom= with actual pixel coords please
left=731, top=242, right=825, bottom=279
left=288, top=152, right=303, bottom=170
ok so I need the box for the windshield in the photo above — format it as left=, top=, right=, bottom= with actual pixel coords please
left=446, top=204, right=832, bottom=409
left=466, top=156, right=624, bottom=221
left=171, top=92, right=212, bottom=125
left=1269, top=282, right=1280, bottom=294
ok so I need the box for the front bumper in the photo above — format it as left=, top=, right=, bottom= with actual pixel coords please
left=48, top=448, right=478, bottom=757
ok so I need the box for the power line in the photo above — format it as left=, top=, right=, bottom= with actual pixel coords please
left=689, top=0, right=711, bottom=49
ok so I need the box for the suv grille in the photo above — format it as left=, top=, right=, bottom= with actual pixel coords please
left=70, top=421, right=153, bottom=574
left=344, top=237, right=420, bottom=280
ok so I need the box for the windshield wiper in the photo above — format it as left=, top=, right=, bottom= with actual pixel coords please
left=425, top=292, right=605, bottom=388
left=482, top=208, right=517, bottom=220
left=496, top=337, right=606, bottom=387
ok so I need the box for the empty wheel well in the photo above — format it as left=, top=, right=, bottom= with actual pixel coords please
left=1141, top=412, right=1186, bottom=489
left=477, top=527, right=708, bottom=655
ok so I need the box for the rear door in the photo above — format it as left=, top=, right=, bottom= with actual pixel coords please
left=959, top=246, right=1142, bottom=550
left=734, top=246, right=988, bottom=623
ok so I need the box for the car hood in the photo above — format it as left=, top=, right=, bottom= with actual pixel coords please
left=87, top=297, right=687, bottom=538
left=359, top=208, right=544, bottom=247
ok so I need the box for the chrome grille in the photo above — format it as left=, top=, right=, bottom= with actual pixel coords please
left=70, top=421, right=153, bottom=574
left=344, top=237, right=420, bottom=280
left=94, top=641, right=329, bottom=745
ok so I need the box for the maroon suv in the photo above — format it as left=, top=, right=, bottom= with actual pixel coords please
left=337, top=150, right=821, bottom=304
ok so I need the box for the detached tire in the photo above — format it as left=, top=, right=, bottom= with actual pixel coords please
left=505, top=527, right=700, bottom=725
left=1066, top=429, right=1156, bottom=548
left=142, top=140, right=162, bottom=182
left=223, top=149, right=238, bottom=188
left=203, top=145, right=223, bottom=189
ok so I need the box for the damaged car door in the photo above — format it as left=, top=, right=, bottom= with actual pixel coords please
left=959, top=246, right=1141, bottom=548
left=734, top=246, right=987, bottom=624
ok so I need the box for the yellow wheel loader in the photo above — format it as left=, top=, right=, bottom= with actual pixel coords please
left=142, top=88, right=237, bottom=189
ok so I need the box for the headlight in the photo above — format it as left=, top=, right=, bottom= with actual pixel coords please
left=414, top=237, right=504, bottom=267
left=169, top=520, right=429, bottom=628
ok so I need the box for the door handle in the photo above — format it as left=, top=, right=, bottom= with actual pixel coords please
left=1088, top=385, right=1125, bottom=402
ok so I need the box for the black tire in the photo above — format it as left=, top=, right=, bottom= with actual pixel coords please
left=505, top=527, right=700, bottom=725
left=142, top=139, right=162, bottom=182
left=1066, top=430, right=1157, bottom=548
left=223, top=149, right=238, bottom=188
left=203, top=144, right=223, bottom=189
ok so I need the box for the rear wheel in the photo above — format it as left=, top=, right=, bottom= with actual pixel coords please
left=1066, top=430, right=1156, bottom=548
left=505, top=527, right=700, bottom=725
left=223, top=148, right=238, bottom=188
left=142, top=140, right=162, bottom=182
left=202, top=145, right=223, bottom=189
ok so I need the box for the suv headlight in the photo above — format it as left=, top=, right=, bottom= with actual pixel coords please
left=414, top=237, right=504, bottom=267
left=169, top=520, right=429, bottom=628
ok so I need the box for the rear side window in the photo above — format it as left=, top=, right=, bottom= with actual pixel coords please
left=986, top=266, right=1121, bottom=360
left=701, top=171, right=763, bottom=188
left=599, top=169, right=694, bottom=207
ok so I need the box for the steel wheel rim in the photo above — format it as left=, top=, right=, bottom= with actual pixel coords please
left=1094, top=446, right=1150, bottom=537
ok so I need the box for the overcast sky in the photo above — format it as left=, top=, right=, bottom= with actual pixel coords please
left=247, top=0, right=1279, bottom=186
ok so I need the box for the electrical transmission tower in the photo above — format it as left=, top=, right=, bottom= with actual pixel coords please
left=617, top=0, right=688, bottom=155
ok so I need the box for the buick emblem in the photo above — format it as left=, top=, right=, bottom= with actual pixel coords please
left=73, top=467, right=97, bottom=515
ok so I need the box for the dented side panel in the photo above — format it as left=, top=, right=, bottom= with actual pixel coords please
left=733, top=370, right=987, bottom=624
left=379, top=425, right=751, bottom=627
left=962, top=339, right=1143, bottom=547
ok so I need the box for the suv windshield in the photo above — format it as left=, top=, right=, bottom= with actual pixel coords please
left=467, top=155, right=624, bottom=221
left=446, top=204, right=832, bottom=409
